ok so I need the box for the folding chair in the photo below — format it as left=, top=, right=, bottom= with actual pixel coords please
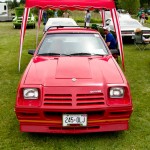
left=133, top=32, right=149, bottom=50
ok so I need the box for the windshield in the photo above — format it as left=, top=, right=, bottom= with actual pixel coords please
left=120, top=20, right=142, bottom=27
left=38, top=33, right=108, bottom=56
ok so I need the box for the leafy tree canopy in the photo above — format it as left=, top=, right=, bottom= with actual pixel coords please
left=118, top=0, right=140, bottom=14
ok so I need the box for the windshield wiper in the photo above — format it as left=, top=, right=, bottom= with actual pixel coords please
left=38, top=53, right=61, bottom=56
left=69, top=53, right=92, bottom=56
left=91, top=54, right=106, bottom=56
left=69, top=53, right=105, bottom=56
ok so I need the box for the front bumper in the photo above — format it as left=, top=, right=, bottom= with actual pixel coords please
left=15, top=106, right=133, bottom=134
left=121, top=32, right=150, bottom=37
left=13, top=22, right=35, bottom=27
left=20, top=122, right=129, bottom=134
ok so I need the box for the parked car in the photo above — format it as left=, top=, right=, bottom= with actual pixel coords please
left=15, top=27, right=133, bottom=134
left=106, top=16, right=150, bottom=38
left=147, top=9, right=150, bottom=15
left=13, top=7, right=35, bottom=29
left=117, top=9, right=128, bottom=14
left=43, top=17, right=78, bottom=33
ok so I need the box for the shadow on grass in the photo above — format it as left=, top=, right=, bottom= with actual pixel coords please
left=24, top=130, right=125, bottom=141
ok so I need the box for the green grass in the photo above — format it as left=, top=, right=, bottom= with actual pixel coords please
left=0, top=22, right=150, bottom=150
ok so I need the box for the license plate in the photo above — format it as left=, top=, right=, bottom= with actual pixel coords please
left=62, top=114, right=87, bottom=127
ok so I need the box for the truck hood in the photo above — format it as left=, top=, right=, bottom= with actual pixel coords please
left=24, top=56, right=124, bottom=86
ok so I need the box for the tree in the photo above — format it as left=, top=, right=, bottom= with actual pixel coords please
left=20, top=0, right=25, bottom=5
left=118, top=0, right=140, bottom=14
left=140, top=0, right=150, bottom=8
left=114, top=0, right=120, bottom=9
left=12, top=0, right=19, bottom=8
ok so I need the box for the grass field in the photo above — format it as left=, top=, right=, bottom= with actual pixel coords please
left=0, top=21, right=150, bottom=150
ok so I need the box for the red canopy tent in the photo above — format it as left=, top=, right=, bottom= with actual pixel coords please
left=25, top=0, right=115, bottom=9
left=19, top=0, right=124, bottom=71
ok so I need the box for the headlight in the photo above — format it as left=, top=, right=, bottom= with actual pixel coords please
left=109, top=87, right=124, bottom=98
left=23, top=88, right=39, bottom=99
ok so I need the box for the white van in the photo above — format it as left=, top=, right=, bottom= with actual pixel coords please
left=0, top=3, right=13, bottom=21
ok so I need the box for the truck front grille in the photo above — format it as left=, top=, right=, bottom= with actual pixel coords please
left=43, top=93, right=105, bottom=107
left=76, top=93, right=104, bottom=106
left=44, top=94, right=72, bottom=106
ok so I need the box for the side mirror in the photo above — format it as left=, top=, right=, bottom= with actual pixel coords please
left=28, top=49, right=35, bottom=55
left=110, top=49, right=120, bottom=56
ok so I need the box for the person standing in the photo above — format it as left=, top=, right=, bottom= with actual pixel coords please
left=43, top=10, right=47, bottom=25
left=54, top=10, right=58, bottom=18
left=62, top=10, right=69, bottom=18
left=103, top=26, right=117, bottom=49
left=84, top=9, right=91, bottom=27
left=140, top=12, right=145, bottom=24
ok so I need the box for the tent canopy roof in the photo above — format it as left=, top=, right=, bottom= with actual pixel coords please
left=25, top=0, right=115, bottom=10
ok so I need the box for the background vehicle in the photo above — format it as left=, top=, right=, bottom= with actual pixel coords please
left=0, top=2, right=13, bottom=22
left=15, top=27, right=132, bottom=134
left=147, top=9, right=150, bottom=15
left=44, top=17, right=78, bottom=32
left=117, top=9, right=128, bottom=14
left=13, top=7, right=35, bottom=29
left=106, top=16, right=150, bottom=38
